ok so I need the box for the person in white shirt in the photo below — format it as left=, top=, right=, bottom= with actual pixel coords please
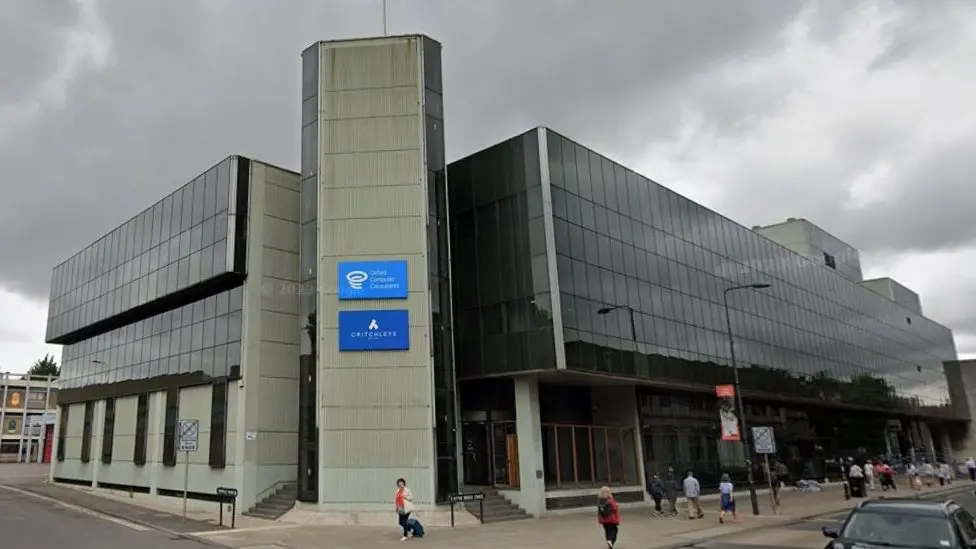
left=907, top=463, right=921, bottom=491
left=966, top=457, right=976, bottom=482
left=864, top=461, right=875, bottom=490
left=683, top=471, right=704, bottom=519
left=919, top=460, right=935, bottom=488
left=938, top=462, right=952, bottom=486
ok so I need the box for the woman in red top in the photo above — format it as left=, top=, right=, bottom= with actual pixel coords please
left=597, top=486, right=620, bottom=548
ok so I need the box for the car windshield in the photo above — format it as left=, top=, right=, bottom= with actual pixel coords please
left=842, top=510, right=956, bottom=548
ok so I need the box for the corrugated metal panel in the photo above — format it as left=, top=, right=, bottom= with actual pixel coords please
left=260, top=310, right=300, bottom=346
left=320, top=367, right=431, bottom=406
left=323, top=116, right=421, bottom=154
left=324, top=87, right=419, bottom=120
left=321, top=186, right=425, bottom=220
left=323, top=150, right=422, bottom=188
left=320, top=218, right=427, bottom=256
left=323, top=406, right=429, bottom=431
left=322, top=430, right=433, bottom=468
left=319, top=468, right=434, bottom=505
left=324, top=40, right=420, bottom=91
left=316, top=36, right=435, bottom=507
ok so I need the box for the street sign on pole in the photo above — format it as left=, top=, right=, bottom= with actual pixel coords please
left=752, top=425, right=778, bottom=515
left=752, top=426, right=776, bottom=455
left=178, top=419, right=199, bottom=452
left=178, top=419, right=199, bottom=522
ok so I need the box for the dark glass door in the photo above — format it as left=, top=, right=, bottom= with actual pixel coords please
left=462, top=422, right=490, bottom=486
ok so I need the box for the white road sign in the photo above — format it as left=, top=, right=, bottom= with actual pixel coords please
left=752, top=426, right=776, bottom=454
left=178, top=419, right=199, bottom=452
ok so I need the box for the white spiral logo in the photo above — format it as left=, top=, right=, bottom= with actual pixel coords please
left=346, top=270, right=368, bottom=290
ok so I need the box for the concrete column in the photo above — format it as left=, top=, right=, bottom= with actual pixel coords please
left=514, top=376, right=545, bottom=517
left=91, top=399, right=105, bottom=488
left=148, top=392, right=165, bottom=494
left=40, top=375, right=53, bottom=464
left=17, top=377, right=29, bottom=462
left=919, top=422, right=937, bottom=461
left=909, top=421, right=922, bottom=462
left=0, top=375, right=8, bottom=459
left=631, top=387, right=647, bottom=492
left=941, top=431, right=955, bottom=464
left=884, top=428, right=892, bottom=457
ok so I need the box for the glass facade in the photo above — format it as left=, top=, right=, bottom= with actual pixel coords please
left=544, top=129, right=955, bottom=414
left=298, top=42, right=319, bottom=503
left=449, top=130, right=557, bottom=378
left=59, top=286, right=244, bottom=390
left=47, top=157, right=246, bottom=344
left=422, top=36, right=460, bottom=501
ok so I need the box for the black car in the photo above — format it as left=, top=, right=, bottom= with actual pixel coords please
left=822, top=497, right=976, bottom=548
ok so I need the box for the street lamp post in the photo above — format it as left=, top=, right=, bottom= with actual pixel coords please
left=722, top=282, right=771, bottom=516
left=597, top=305, right=637, bottom=350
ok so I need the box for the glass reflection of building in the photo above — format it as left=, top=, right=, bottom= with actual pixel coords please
left=449, top=128, right=960, bottom=503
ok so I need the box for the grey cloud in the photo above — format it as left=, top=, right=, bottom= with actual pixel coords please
left=831, top=136, right=976, bottom=254
left=0, top=0, right=80, bottom=104
left=0, top=0, right=815, bottom=301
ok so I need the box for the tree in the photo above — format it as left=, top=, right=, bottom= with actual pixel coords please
left=24, top=354, right=59, bottom=378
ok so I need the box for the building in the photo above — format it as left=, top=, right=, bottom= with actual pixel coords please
left=753, top=218, right=864, bottom=282
left=47, top=34, right=453, bottom=519
left=0, top=373, right=58, bottom=463
left=298, top=34, right=456, bottom=512
left=755, top=218, right=924, bottom=315
left=448, top=128, right=962, bottom=515
left=45, top=32, right=968, bottom=521
left=47, top=156, right=301, bottom=510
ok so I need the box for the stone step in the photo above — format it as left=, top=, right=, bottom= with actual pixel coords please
left=243, top=508, right=285, bottom=520
left=254, top=500, right=295, bottom=511
left=483, top=513, right=532, bottom=524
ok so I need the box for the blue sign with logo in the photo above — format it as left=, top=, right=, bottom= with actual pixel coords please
left=338, top=310, right=410, bottom=351
left=337, top=260, right=409, bottom=300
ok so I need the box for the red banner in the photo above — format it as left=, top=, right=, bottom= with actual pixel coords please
left=715, top=385, right=740, bottom=441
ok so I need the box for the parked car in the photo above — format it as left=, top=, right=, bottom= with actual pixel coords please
left=822, top=497, right=976, bottom=548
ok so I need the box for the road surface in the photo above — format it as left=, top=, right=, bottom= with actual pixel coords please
left=689, top=482, right=976, bottom=549
left=0, top=482, right=212, bottom=549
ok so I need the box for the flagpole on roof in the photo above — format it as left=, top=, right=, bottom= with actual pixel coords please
left=383, top=0, right=388, bottom=36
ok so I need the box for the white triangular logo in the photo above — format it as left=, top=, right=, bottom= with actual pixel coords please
left=368, top=319, right=379, bottom=330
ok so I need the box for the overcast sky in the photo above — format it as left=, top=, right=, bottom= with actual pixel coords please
left=1, top=0, right=975, bottom=375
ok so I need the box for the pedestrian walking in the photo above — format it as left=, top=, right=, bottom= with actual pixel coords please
left=864, top=460, right=875, bottom=490
left=394, top=478, right=422, bottom=540
left=771, top=460, right=789, bottom=505
left=597, top=486, right=620, bottom=549
left=966, top=457, right=976, bottom=481
left=646, top=473, right=665, bottom=516
left=938, top=461, right=952, bottom=486
left=683, top=471, right=704, bottom=519
left=718, top=474, right=739, bottom=524
left=664, top=468, right=680, bottom=516
left=919, top=459, right=935, bottom=488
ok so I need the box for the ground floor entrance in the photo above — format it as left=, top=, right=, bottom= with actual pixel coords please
left=461, top=420, right=520, bottom=487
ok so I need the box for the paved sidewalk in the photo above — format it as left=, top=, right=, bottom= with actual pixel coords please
left=2, top=479, right=224, bottom=534
left=195, top=483, right=964, bottom=549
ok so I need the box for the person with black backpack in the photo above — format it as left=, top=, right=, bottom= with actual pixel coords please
left=646, top=473, right=665, bottom=516
left=597, top=486, right=620, bottom=548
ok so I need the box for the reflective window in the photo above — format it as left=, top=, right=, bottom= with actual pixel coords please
left=46, top=158, right=238, bottom=343
left=58, top=286, right=244, bottom=390
left=545, top=131, right=953, bottom=411
left=449, top=129, right=555, bottom=377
